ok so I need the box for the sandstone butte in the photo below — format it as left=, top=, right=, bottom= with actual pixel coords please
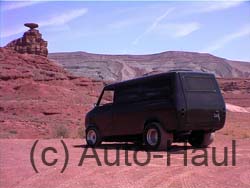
left=5, top=23, right=48, bottom=57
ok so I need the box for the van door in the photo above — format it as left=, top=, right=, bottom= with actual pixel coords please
left=95, top=89, right=115, bottom=136
left=181, top=73, right=225, bottom=127
left=112, top=84, right=143, bottom=135
left=94, top=104, right=114, bottom=135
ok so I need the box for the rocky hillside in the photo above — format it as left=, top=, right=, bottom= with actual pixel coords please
left=0, top=48, right=104, bottom=138
left=49, top=51, right=250, bottom=81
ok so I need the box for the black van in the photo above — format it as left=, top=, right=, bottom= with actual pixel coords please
left=85, top=71, right=226, bottom=149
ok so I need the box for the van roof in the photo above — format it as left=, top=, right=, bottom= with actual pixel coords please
left=104, top=70, right=214, bottom=90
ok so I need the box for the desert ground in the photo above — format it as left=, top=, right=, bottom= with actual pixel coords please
left=1, top=110, right=250, bottom=188
left=1, top=132, right=250, bottom=188
left=1, top=45, right=250, bottom=188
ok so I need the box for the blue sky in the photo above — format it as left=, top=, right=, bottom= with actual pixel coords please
left=1, top=0, right=250, bottom=61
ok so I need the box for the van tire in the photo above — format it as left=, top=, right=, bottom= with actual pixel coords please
left=143, top=122, right=173, bottom=150
left=86, top=127, right=102, bottom=147
left=188, top=131, right=214, bottom=148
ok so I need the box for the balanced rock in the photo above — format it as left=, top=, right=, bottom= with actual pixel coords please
left=24, top=23, right=39, bottom=30
left=5, top=23, right=48, bottom=57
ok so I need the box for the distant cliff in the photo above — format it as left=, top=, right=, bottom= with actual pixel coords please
left=49, top=51, right=250, bottom=81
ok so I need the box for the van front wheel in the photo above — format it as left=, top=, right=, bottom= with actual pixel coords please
left=143, top=122, right=173, bottom=150
left=188, top=131, right=214, bottom=148
left=86, top=127, right=102, bottom=147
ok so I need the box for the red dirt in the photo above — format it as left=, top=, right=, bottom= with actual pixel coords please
left=0, top=135, right=250, bottom=188
left=218, top=78, right=250, bottom=107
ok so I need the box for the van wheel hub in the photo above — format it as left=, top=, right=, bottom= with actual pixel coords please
left=87, top=130, right=97, bottom=144
left=146, top=128, right=159, bottom=146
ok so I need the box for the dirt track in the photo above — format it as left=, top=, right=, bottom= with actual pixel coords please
left=1, top=135, right=250, bottom=188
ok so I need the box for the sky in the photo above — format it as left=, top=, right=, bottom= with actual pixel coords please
left=1, top=0, right=250, bottom=62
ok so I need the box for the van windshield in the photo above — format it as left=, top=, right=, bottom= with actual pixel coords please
left=185, top=76, right=217, bottom=92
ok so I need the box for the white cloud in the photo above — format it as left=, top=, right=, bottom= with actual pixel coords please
left=175, top=22, right=200, bottom=37
left=173, top=1, right=244, bottom=19
left=2, top=1, right=44, bottom=11
left=1, top=8, right=88, bottom=38
left=39, top=8, right=88, bottom=27
left=130, top=1, right=244, bottom=46
left=152, top=22, right=200, bottom=38
left=203, top=25, right=250, bottom=53
left=132, top=21, right=200, bottom=45
left=108, top=18, right=143, bottom=30
left=132, top=8, right=175, bottom=45
left=198, top=1, right=244, bottom=13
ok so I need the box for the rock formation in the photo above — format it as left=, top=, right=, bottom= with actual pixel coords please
left=0, top=47, right=104, bottom=138
left=5, top=23, right=48, bottom=57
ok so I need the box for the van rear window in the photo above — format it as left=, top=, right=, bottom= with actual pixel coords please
left=185, top=76, right=217, bottom=92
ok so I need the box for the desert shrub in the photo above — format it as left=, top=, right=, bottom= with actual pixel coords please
left=54, top=125, right=69, bottom=138
left=9, top=130, right=17, bottom=134
left=77, top=126, right=86, bottom=138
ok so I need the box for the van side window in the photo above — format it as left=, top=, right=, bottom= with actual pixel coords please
left=142, top=77, right=172, bottom=101
left=185, top=77, right=216, bottom=92
left=115, top=85, right=141, bottom=104
left=99, top=90, right=114, bottom=106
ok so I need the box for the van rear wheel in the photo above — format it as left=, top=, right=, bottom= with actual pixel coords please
left=86, top=127, right=102, bottom=147
left=143, top=122, right=173, bottom=150
left=188, top=131, right=214, bottom=148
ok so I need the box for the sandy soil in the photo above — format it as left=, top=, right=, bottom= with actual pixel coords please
left=1, top=48, right=250, bottom=188
left=1, top=133, right=250, bottom=188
